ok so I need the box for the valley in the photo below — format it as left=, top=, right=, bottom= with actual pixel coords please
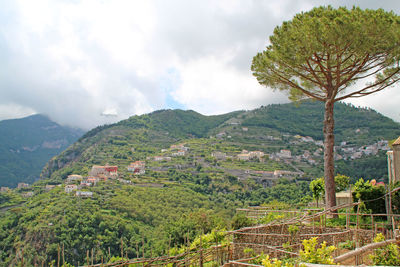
left=1, top=101, right=400, bottom=266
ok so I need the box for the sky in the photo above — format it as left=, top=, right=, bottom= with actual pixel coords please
left=1, top=0, right=400, bottom=130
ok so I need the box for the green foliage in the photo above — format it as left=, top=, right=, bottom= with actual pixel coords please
left=0, top=114, right=83, bottom=187
left=120, top=109, right=241, bottom=139
left=261, top=255, right=295, bottom=267
left=338, top=239, right=355, bottom=250
left=370, top=233, right=400, bottom=266
left=258, top=213, right=285, bottom=224
left=299, top=237, right=336, bottom=264
left=310, top=178, right=324, bottom=207
left=310, top=174, right=350, bottom=206
left=335, top=151, right=389, bottom=183
left=231, top=213, right=253, bottom=230
left=3, top=100, right=397, bottom=265
left=252, top=6, right=400, bottom=102
left=288, top=225, right=299, bottom=236
left=0, top=185, right=232, bottom=265
left=352, top=178, right=386, bottom=214
left=242, top=101, right=400, bottom=144
left=252, top=5, right=400, bottom=210
left=334, top=174, right=350, bottom=192
left=169, top=229, right=228, bottom=256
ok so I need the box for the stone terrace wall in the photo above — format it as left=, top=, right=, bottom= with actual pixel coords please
left=232, top=223, right=373, bottom=260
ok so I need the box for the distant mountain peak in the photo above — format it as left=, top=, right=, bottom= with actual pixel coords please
left=0, top=114, right=84, bottom=188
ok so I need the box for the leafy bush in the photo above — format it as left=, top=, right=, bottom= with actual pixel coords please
left=261, top=255, right=296, bottom=267
left=299, top=237, right=336, bottom=264
left=231, top=213, right=253, bottom=229
left=352, top=178, right=386, bottom=214
left=370, top=233, right=400, bottom=266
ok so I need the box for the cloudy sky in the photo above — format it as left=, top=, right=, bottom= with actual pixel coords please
left=1, top=0, right=400, bottom=129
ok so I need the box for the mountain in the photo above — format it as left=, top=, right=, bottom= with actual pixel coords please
left=41, top=101, right=400, bottom=182
left=0, top=114, right=84, bottom=187
left=1, top=101, right=400, bottom=265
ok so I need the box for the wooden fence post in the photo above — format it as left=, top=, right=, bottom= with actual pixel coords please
left=215, top=230, right=219, bottom=265
left=168, top=235, right=171, bottom=257
left=57, top=244, right=60, bottom=267
left=62, top=243, right=65, bottom=266
left=199, top=233, right=204, bottom=267
left=21, top=248, right=24, bottom=267
left=121, top=237, right=124, bottom=258
left=142, top=235, right=145, bottom=259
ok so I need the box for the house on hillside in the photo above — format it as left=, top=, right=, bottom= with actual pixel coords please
left=237, top=150, right=264, bottom=161
left=21, top=191, right=34, bottom=197
left=0, top=187, right=10, bottom=192
left=45, top=185, right=56, bottom=191
left=89, top=165, right=118, bottom=180
left=86, top=177, right=99, bottom=185
left=153, top=156, right=171, bottom=162
left=275, top=149, right=292, bottom=159
left=216, top=132, right=226, bottom=139
left=237, top=153, right=250, bottom=161
left=170, top=144, right=189, bottom=151
left=80, top=181, right=92, bottom=187
left=211, top=151, right=227, bottom=160
left=249, top=151, right=264, bottom=160
left=76, top=191, right=93, bottom=197
left=17, top=183, right=29, bottom=189
left=65, top=184, right=78, bottom=193
left=66, top=174, right=83, bottom=183
left=273, top=170, right=301, bottom=178
left=172, top=150, right=186, bottom=157
left=127, top=161, right=146, bottom=174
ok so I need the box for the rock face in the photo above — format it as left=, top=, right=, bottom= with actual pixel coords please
left=0, top=114, right=84, bottom=187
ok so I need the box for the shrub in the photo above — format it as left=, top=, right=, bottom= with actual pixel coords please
left=299, top=237, right=336, bottom=264
left=352, top=178, right=386, bottom=214
left=370, top=233, right=400, bottom=266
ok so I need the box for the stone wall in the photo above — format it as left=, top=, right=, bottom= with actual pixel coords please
left=232, top=223, right=374, bottom=260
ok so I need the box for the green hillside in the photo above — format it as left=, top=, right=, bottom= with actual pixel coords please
left=0, top=115, right=84, bottom=187
left=242, top=101, right=400, bottom=145
left=1, top=102, right=399, bottom=265
left=41, top=101, right=400, bottom=183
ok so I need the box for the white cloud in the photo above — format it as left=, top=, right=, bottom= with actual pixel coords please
left=1, top=0, right=400, bottom=129
left=173, top=54, right=287, bottom=114
left=0, top=103, right=36, bottom=121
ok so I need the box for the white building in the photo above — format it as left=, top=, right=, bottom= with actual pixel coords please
left=76, top=191, right=93, bottom=197
left=277, top=149, right=292, bottom=159
left=211, top=151, right=227, bottom=160
left=65, top=184, right=78, bottom=193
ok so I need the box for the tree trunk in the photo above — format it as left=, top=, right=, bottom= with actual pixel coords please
left=323, top=100, right=337, bottom=217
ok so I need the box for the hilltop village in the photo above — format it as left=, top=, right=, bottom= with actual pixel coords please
left=1, top=132, right=391, bottom=199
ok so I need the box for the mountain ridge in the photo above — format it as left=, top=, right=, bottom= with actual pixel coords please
left=1, top=102, right=400, bottom=265
left=0, top=114, right=84, bottom=187
left=41, top=101, right=400, bottom=182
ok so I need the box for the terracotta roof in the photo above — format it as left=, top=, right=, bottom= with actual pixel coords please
left=393, top=136, right=400, bottom=146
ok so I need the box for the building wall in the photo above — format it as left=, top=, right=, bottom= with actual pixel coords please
left=393, top=145, right=400, bottom=183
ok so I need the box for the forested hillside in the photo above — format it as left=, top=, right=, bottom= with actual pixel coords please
left=0, top=115, right=84, bottom=187
left=242, top=101, right=400, bottom=145
left=1, top=101, right=399, bottom=265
